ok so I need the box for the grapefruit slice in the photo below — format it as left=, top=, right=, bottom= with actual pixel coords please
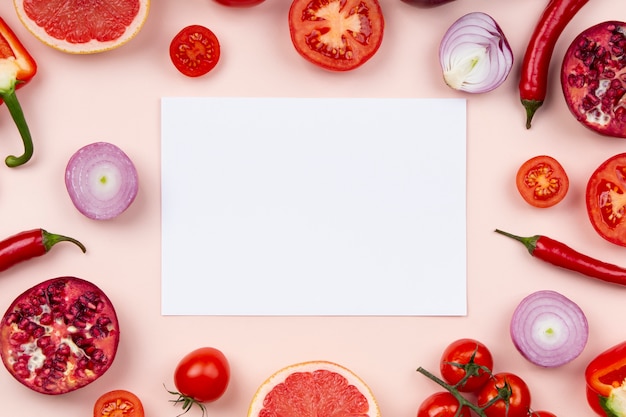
left=248, top=360, right=380, bottom=417
left=13, top=0, right=150, bottom=54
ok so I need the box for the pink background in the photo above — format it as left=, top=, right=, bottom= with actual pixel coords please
left=0, top=0, right=623, bottom=416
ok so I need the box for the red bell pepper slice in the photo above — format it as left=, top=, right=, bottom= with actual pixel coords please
left=0, top=17, right=36, bottom=167
left=586, top=341, right=626, bottom=416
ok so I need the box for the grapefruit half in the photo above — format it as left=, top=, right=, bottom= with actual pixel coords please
left=248, top=360, right=380, bottom=417
left=13, top=0, right=150, bottom=54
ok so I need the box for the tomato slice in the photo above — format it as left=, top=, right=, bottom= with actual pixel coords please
left=93, top=390, right=145, bottom=417
left=288, top=0, right=385, bottom=71
left=586, top=153, right=626, bottom=247
left=169, top=25, right=221, bottom=77
left=515, top=155, right=569, bottom=208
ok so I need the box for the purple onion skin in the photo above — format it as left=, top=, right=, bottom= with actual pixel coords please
left=401, top=0, right=456, bottom=7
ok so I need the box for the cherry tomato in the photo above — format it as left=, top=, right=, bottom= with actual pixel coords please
left=529, top=411, right=557, bottom=417
left=288, top=0, right=385, bottom=71
left=93, top=390, right=145, bottom=417
left=586, top=153, right=626, bottom=247
left=174, top=347, right=230, bottom=403
left=417, top=392, right=471, bottom=417
left=169, top=25, right=221, bottom=77
left=440, top=338, right=493, bottom=393
left=477, top=372, right=532, bottom=417
left=214, top=0, right=265, bottom=5
left=516, top=155, right=569, bottom=208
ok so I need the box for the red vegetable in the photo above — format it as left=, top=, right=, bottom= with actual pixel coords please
left=94, top=390, right=145, bottom=417
left=417, top=391, right=470, bottom=417
left=0, top=16, right=37, bottom=167
left=519, top=0, right=589, bottom=128
left=288, top=0, right=384, bottom=71
left=0, top=276, right=120, bottom=394
left=169, top=25, right=221, bottom=77
left=515, top=155, right=569, bottom=208
left=495, top=229, right=626, bottom=286
left=585, top=341, right=626, bottom=416
left=168, top=347, right=231, bottom=415
left=0, top=228, right=85, bottom=272
left=510, top=290, right=588, bottom=367
left=439, top=338, right=493, bottom=392
left=586, top=154, right=626, bottom=247
left=476, top=372, right=532, bottom=417
left=213, top=0, right=265, bottom=5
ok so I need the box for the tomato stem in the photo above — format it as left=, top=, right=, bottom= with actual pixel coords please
left=416, top=366, right=488, bottom=417
left=164, top=385, right=207, bottom=417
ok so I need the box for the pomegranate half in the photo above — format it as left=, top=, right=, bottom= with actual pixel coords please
left=561, top=21, right=626, bottom=138
left=0, top=277, right=120, bottom=394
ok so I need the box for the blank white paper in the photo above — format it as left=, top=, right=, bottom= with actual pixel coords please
left=161, top=97, right=466, bottom=316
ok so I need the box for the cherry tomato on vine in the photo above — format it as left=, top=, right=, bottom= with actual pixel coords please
left=169, top=25, right=221, bottom=77
left=288, top=0, right=385, bottom=71
left=529, top=411, right=557, bottom=417
left=586, top=153, right=626, bottom=247
left=440, top=338, right=493, bottom=392
left=417, top=392, right=471, bottom=417
left=516, top=155, right=569, bottom=208
left=477, top=372, right=531, bottom=417
left=168, top=347, right=231, bottom=415
left=214, top=0, right=265, bottom=5
left=93, top=390, right=144, bottom=417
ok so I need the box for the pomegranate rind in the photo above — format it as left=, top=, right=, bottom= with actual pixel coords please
left=13, top=0, right=150, bottom=54
left=561, top=21, right=626, bottom=138
left=247, top=360, right=380, bottom=417
left=0, top=276, right=120, bottom=394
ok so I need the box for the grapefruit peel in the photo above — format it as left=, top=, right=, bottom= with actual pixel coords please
left=13, top=0, right=151, bottom=54
left=248, top=360, right=380, bottom=417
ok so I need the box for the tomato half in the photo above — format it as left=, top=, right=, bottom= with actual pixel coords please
left=586, top=153, right=626, bottom=247
left=214, top=0, right=265, bottom=5
left=476, top=372, right=531, bottom=417
left=174, top=347, right=230, bottom=403
left=288, top=0, right=385, bottom=71
left=169, top=25, right=221, bottom=77
left=439, top=338, right=493, bottom=393
left=93, top=390, right=145, bottom=417
left=416, top=391, right=471, bottom=417
left=515, top=155, right=569, bottom=208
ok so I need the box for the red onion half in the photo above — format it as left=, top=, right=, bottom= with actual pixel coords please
left=510, top=290, right=588, bottom=367
left=65, top=142, right=139, bottom=220
left=439, top=12, right=513, bottom=93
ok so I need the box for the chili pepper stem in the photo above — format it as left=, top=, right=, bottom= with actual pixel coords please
left=41, top=229, right=86, bottom=253
left=494, top=229, right=539, bottom=255
left=416, top=366, right=488, bottom=417
left=1, top=86, right=33, bottom=167
left=522, top=99, right=543, bottom=129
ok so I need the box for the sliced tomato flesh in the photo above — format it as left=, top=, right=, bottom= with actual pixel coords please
left=586, top=153, right=626, bottom=246
left=516, top=155, right=569, bottom=208
left=288, top=0, right=384, bottom=71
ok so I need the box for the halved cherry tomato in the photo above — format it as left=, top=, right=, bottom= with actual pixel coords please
left=214, top=0, right=265, bottom=5
left=476, top=372, right=532, bottom=417
left=586, top=153, right=626, bottom=247
left=417, top=391, right=471, bottom=417
left=169, top=25, right=221, bottom=77
left=516, top=155, right=569, bottom=208
left=288, top=0, right=385, bottom=71
left=93, top=390, right=145, bottom=417
left=439, top=338, right=493, bottom=393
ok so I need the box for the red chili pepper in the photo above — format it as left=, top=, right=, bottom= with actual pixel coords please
left=585, top=341, right=626, bottom=416
left=495, top=229, right=626, bottom=286
left=0, top=229, right=86, bottom=272
left=518, top=0, right=589, bottom=129
left=0, top=17, right=37, bottom=167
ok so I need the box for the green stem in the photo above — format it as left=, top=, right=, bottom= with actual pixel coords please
left=41, top=229, right=87, bottom=253
left=2, top=87, right=33, bottom=167
left=416, top=366, right=488, bottom=417
left=494, top=229, right=539, bottom=255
